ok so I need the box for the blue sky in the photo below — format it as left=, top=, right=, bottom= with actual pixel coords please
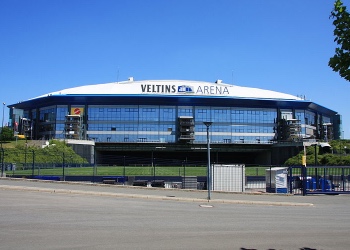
left=1, top=0, right=349, bottom=138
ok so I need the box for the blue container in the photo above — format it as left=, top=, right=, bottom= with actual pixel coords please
left=306, top=177, right=316, bottom=190
left=276, top=188, right=288, bottom=193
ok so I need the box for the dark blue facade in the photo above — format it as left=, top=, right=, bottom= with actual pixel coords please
left=9, top=94, right=340, bottom=142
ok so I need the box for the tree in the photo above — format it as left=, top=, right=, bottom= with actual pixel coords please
left=329, top=0, right=350, bottom=81
left=0, top=127, right=15, bottom=141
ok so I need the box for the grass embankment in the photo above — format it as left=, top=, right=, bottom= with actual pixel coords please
left=1, top=140, right=28, bottom=148
left=2, top=140, right=270, bottom=177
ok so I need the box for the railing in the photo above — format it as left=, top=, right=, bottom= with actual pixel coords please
left=289, top=166, right=350, bottom=195
left=2, top=163, right=270, bottom=192
left=2, top=157, right=350, bottom=195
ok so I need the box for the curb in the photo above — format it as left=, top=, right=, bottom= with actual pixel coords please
left=0, top=184, right=313, bottom=207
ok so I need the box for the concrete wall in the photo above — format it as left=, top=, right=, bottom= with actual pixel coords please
left=66, top=140, right=95, bottom=164
left=271, top=145, right=302, bottom=165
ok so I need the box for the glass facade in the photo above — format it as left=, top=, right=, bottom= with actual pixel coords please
left=36, top=106, right=56, bottom=140
left=38, top=105, right=279, bottom=144
left=17, top=101, right=337, bottom=143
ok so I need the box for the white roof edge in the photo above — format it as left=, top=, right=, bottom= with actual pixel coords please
left=31, top=79, right=302, bottom=101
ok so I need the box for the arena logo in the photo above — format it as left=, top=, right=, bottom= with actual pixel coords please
left=140, top=84, right=230, bottom=95
left=177, top=85, right=194, bottom=93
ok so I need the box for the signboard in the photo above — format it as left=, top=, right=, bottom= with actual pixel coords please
left=140, top=83, right=230, bottom=96
left=70, top=107, right=84, bottom=116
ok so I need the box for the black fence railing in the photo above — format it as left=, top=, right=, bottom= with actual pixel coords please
left=2, top=157, right=350, bottom=195
left=289, top=166, right=350, bottom=195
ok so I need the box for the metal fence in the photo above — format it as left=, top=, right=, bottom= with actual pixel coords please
left=2, top=157, right=350, bottom=195
left=244, top=165, right=350, bottom=195
left=1, top=162, right=268, bottom=191
left=289, top=166, right=350, bottom=195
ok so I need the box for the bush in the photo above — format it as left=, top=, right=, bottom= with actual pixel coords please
left=0, top=127, right=15, bottom=141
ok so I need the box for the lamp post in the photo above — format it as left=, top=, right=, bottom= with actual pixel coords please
left=1, top=102, right=4, bottom=128
left=123, top=155, right=126, bottom=184
left=203, top=122, right=212, bottom=200
left=1, top=102, right=5, bottom=177
left=1, top=102, right=4, bottom=146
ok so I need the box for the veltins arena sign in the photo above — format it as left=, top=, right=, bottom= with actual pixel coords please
left=140, top=84, right=230, bottom=95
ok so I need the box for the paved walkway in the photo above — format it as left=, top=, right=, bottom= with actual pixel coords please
left=0, top=177, right=319, bottom=206
left=2, top=177, right=350, bottom=250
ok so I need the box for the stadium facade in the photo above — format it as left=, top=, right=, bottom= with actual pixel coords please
left=8, top=78, right=341, bottom=165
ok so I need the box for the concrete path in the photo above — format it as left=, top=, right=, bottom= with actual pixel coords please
left=0, top=177, right=315, bottom=206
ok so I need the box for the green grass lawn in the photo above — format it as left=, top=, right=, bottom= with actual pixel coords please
left=6, top=166, right=206, bottom=177
left=5, top=165, right=270, bottom=177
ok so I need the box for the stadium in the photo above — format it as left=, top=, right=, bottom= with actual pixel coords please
left=8, top=78, right=341, bottom=166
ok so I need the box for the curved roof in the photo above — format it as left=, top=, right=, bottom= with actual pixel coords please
left=33, top=79, right=301, bottom=101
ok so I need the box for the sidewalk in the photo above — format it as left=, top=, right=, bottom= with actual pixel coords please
left=0, top=177, right=314, bottom=206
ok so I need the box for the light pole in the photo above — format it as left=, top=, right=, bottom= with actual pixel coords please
left=203, top=122, right=212, bottom=200
left=1, top=102, right=5, bottom=177
left=1, top=102, right=4, bottom=128
left=1, top=102, right=4, bottom=146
